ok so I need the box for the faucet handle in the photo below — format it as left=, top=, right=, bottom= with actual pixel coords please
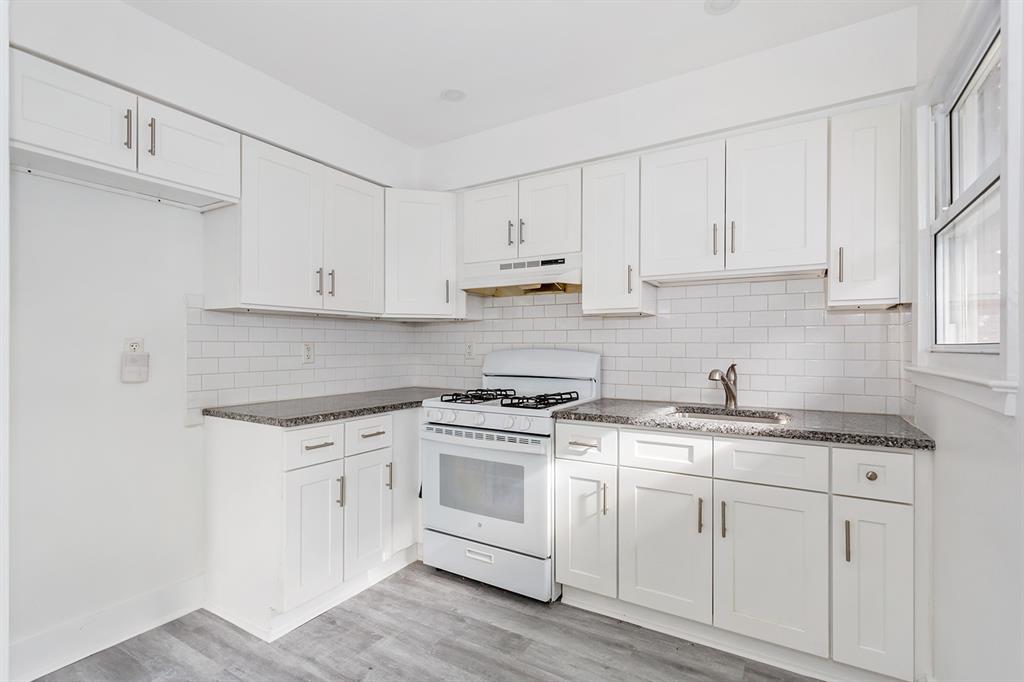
left=726, top=363, right=737, bottom=383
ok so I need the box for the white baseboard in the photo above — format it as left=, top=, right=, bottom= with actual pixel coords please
left=10, top=574, right=205, bottom=682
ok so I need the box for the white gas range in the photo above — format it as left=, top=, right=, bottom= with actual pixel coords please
left=420, top=348, right=600, bottom=602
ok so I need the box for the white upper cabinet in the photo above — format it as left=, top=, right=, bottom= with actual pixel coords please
left=713, top=479, right=829, bottom=657
left=833, top=496, right=914, bottom=681
left=463, top=181, right=519, bottom=264
left=582, top=158, right=654, bottom=316
left=555, top=459, right=617, bottom=598
left=10, top=49, right=137, bottom=171
left=725, top=119, right=828, bottom=272
left=385, top=189, right=457, bottom=317
left=618, top=467, right=712, bottom=624
left=323, top=168, right=385, bottom=314
left=136, top=97, right=241, bottom=198
left=641, top=140, right=726, bottom=278
left=283, top=459, right=345, bottom=610
left=239, top=137, right=325, bottom=310
left=828, top=104, right=902, bottom=308
left=517, top=167, right=582, bottom=258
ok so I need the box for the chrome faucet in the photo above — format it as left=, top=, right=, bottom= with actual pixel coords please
left=708, top=363, right=738, bottom=409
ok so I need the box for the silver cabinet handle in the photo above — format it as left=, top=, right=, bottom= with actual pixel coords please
left=865, top=470, right=878, bottom=481
left=124, top=109, right=133, bottom=149
left=337, top=476, right=345, bottom=507
left=507, top=220, right=514, bottom=246
left=385, top=462, right=393, bottom=490
left=627, top=264, right=633, bottom=294
left=713, top=223, right=718, bottom=256
left=360, top=430, right=386, bottom=439
left=147, top=117, right=156, bottom=156
left=730, top=221, right=736, bottom=254
left=845, top=519, right=852, bottom=562
left=697, top=497, right=704, bottom=534
left=838, top=247, right=845, bottom=283
left=315, top=267, right=323, bottom=295
left=519, top=218, right=525, bottom=244
left=445, top=279, right=450, bottom=304
left=304, top=441, right=335, bottom=451
left=602, top=482, right=608, bottom=516
left=567, top=440, right=598, bottom=450
left=721, top=501, right=727, bottom=538
left=328, top=269, right=336, bottom=296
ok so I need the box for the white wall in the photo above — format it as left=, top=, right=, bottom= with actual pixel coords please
left=8, top=0, right=418, bottom=188
left=0, top=4, right=11, bottom=679
left=416, top=8, right=918, bottom=190
left=9, top=174, right=205, bottom=680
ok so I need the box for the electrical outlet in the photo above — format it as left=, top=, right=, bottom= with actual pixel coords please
left=302, top=342, right=315, bottom=364
left=124, top=338, right=144, bottom=353
left=464, top=342, right=476, bottom=360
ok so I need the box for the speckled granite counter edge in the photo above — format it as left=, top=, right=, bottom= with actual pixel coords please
left=553, top=411, right=936, bottom=451
left=202, top=399, right=427, bottom=428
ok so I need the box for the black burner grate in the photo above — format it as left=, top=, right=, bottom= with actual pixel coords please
left=439, top=389, right=517, bottom=404
left=500, top=391, right=579, bottom=410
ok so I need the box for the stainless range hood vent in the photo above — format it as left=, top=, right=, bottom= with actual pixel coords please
left=461, top=252, right=582, bottom=297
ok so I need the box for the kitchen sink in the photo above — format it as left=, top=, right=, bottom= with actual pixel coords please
left=671, top=405, right=791, bottom=425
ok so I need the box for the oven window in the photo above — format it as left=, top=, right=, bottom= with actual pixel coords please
left=439, top=454, right=525, bottom=523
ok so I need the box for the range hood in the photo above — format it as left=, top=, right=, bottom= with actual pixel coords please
left=461, top=253, right=582, bottom=297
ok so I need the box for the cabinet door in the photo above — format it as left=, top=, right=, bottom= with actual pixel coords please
left=463, top=181, right=518, bottom=264
left=725, top=119, right=827, bottom=271
left=240, top=137, right=325, bottom=310
left=344, top=448, right=394, bottom=579
left=828, top=104, right=901, bottom=307
left=283, top=459, right=344, bottom=610
left=323, top=168, right=384, bottom=314
left=619, top=468, right=712, bottom=623
left=517, top=168, right=582, bottom=258
left=640, top=140, right=726, bottom=277
left=136, top=97, right=241, bottom=198
left=554, top=459, right=616, bottom=597
left=582, top=157, right=642, bottom=313
left=390, top=409, right=421, bottom=552
left=10, top=50, right=137, bottom=171
left=385, top=189, right=456, bottom=316
left=713, top=480, right=829, bottom=656
left=833, top=497, right=914, bottom=680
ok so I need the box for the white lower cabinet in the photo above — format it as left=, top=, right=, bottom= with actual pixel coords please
left=343, top=448, right=394, bottom=579
left=554, top=459, right=617, bottom=597
left=618, top=467, right=712, bottom=623
left=283, top=459, right=345, bottom=610
left=833, top=496, right=914, bottom=680
left=713, top=479, right=829, bottom=656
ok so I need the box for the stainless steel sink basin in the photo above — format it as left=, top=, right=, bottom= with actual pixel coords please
left=672, top=405, right=791, bottom=425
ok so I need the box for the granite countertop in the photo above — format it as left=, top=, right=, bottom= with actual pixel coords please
left=202, top=387, right=448, bottom=428
left=554, top=399, right=935, bottom=450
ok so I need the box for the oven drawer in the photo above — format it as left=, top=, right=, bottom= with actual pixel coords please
left=422, top=530, right=554, bottom=602
left=284, top=424, right=344, bottom=471
left=345, top=414, right=393, bottom=455
left=555, top=422, right=618, bottom=465
left=833, top=448, right=914, bottom=503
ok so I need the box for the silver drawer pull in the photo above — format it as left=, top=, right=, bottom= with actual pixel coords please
left=124, top=108, right=132, bottom=149
left=602, top=483, right=608, bottom=515
left=865, top=470, right=879, bottom=481
left=304, top=441, right=335, bottom=451
left=568, top=440, right=599, bottom=450
left=845, top=519, right=852, bottom=562
left=361, top=430, right=386, bottom=439
left=385, top=462, right=393, bottom=490
left=337, top=476, right=345, bottom=507
left=697, top=497, right=704, bottom=534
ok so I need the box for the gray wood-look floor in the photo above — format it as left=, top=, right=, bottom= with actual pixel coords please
left=40, top=562, right=820, bottom=682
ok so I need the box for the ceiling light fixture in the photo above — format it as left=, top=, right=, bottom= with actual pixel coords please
left=440, top=89, right=467, bottom=103
left=704, top=0, right=739, bottom=16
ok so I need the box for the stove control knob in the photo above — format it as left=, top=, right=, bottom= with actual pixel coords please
left=443, top=410, right=457, bottom=423
left=516, top=416, right=532, bottom=431
left=503, top=416, right=516, bottom=429
left=472, top=413, right=486, bottom=426
left=426, top=409, right=442, bottom=422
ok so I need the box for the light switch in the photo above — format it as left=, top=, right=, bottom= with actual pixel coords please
left=122, top=351, right=150, bottom=383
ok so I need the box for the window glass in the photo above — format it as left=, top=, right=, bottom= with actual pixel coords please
left=935, top=184, right=1001, bottom=345
left=952, top=35, right=1001, bottom=198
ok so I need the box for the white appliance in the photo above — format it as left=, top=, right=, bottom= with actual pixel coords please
left=420, top=349, right=600, bottom=601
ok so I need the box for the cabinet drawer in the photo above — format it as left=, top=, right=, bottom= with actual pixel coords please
left=555, top=422, right=618, bottom=465
left=619, top=429, right=712, bottom=475
left=833, top=448, right=913, bottom=504
left=345, top=414, right=393, bottom=455
left=284, top=425, right=344, bottom=471
left=714, top=439, right=829, bottom=491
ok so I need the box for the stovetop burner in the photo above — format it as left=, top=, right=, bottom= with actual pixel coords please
left=439, top=388, right=517, bottom=404
left=500, top=391, right=580, bottom=410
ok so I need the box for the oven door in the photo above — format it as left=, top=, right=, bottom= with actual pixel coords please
left=421, top=425, right=552, bottom=559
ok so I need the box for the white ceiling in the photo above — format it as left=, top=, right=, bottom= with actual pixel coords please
left=126, top=0, right=918, bottom=148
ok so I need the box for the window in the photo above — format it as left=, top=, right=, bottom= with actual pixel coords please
left=932, top=31, right=1002, bottom=350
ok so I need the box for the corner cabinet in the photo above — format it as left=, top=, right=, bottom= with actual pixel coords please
left=384, top=189, right=457, bottom=317
left=828, top=103, right=902, bottom=308
left=582, top=157, right=654, bottom=315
